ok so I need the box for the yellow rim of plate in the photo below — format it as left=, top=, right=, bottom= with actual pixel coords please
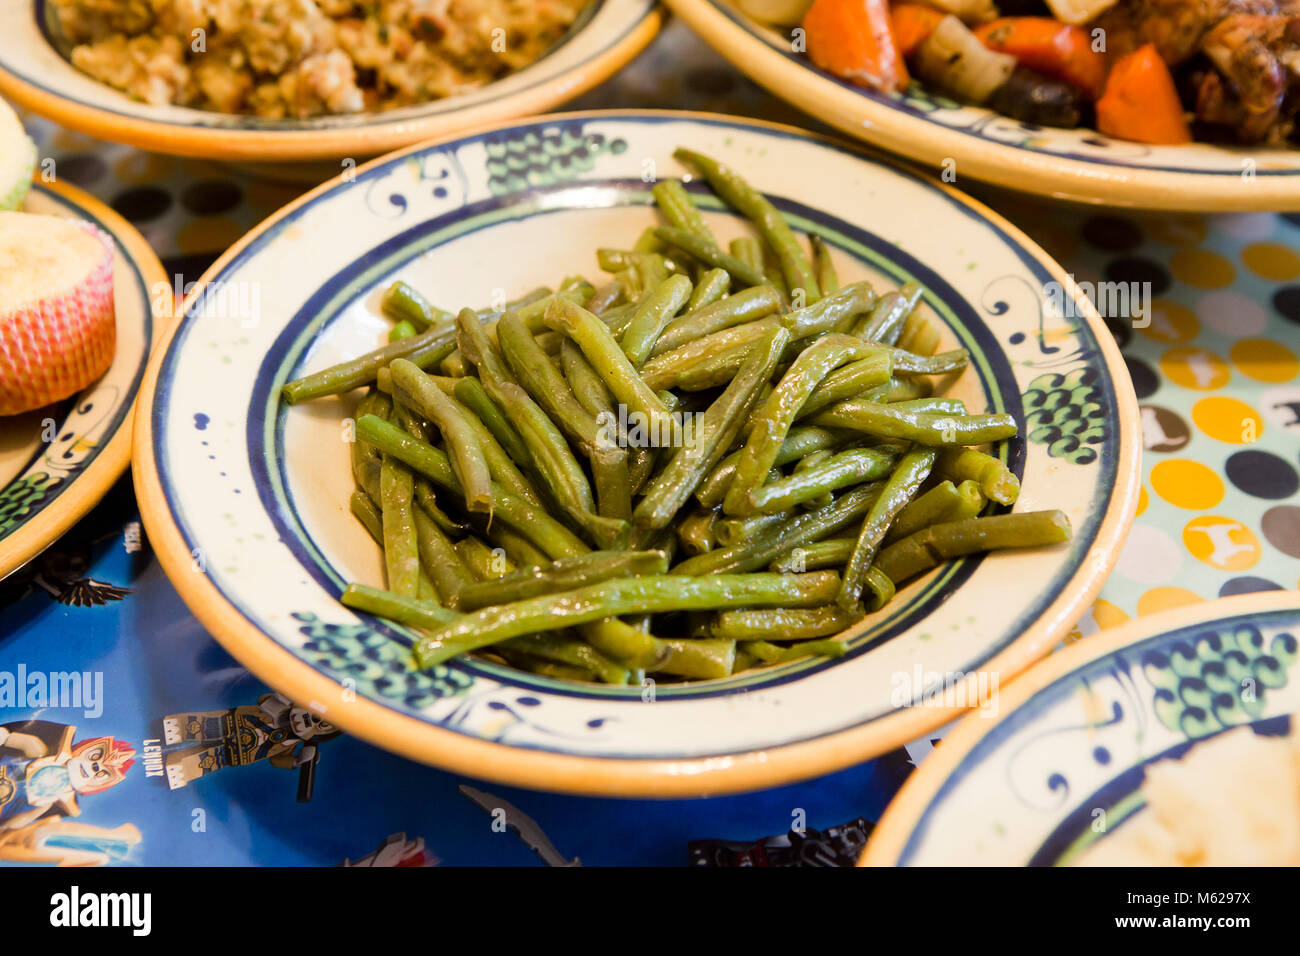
left=0, top=178, right=171, bottom=580
left=0, top=9, right=661, bottom=162
left=860, top=589, right=1300, bottom=866
left=663, top=0, right=1300, bottom=212
left=132, top=108, right=1143, bottom=798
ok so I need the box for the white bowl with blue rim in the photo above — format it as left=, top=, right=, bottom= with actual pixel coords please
left=132, top=110, right=1141, bottom=797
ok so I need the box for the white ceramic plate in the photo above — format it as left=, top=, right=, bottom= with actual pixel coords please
left=863, top=591, right=1300, bottom=865
left=0, top=1, right=660, bottom=162
left=665, top=0, right=1300, bottom=211
left=1, top=180, right=168, bottom=580
left=134, top=110, right=1140, bottom=797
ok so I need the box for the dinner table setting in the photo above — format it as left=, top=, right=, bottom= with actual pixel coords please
left=0, top=0, right=1297, bottom=875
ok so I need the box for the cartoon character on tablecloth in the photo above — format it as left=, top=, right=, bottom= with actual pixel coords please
left=159, top=692, right=340, bottom=801
left=0, top=720, right=135, bottom=830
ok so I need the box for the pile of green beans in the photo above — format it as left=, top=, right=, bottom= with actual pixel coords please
left=281, top=149, right=1072, bottom=684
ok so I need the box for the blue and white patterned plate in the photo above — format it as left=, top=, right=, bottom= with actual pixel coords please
left=666, top=0, right=1300, bottom=211
left=863, top=590, right=1300, bottom=865
left=0, top=1, right=659, bottom=162
left=1, top=180, right=167, bottom=580
left=133, top=110, right=1140, bottom=796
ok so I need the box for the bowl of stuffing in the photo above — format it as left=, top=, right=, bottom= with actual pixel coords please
left=0, top=1, right=661, bottom=162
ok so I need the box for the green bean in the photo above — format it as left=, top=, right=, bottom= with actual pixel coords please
left=456, top=537, right=513, bottom=581
left=687, top=268, right=730, bottom=312
left=452, top=376, right=532, bottom=470
left=725, top=334, right=882, bottom=516
left=356, top=415, right=589, bottom=559
left=633, top=227, right=667, bottom=255
left=452, top=550, right=668, bottom=611
left=442, top=391, right=542, bottom=506
left=807, top=399, right=1018, bottom=446
left=860, top=378, right=932, bottom=403
left=618, top=273, right=693, bottom=368
left=792, top=449, right=833, bottom=509
left=715, top=511, right=791, bottom=547
left=889, top=347, right=969, bottom=377
left=697, top=426, right=849, bottom=508
left=379, top=459, right=421, bottom=597
left=875, top=511, right=1073, bottom=583
left=886, top=480, right=963, bottom=543
left=587, top=281, right=623, bottom=315
left=857, top=281, right=923, bottom=343
left=380, top=280, right=449, bottom=330
left=640, top=318, right=777, bottom=389
left=769, top=537, right=855, bottom=572
left=675, top=148, right=820, bottom=302
left=811, top=235, right=839, bottom=295
left=350, top=391, right=391, bottom=501
left=545, top=297, right=675, bottom=440
left=711, top=603, right=860, bottom=641
left=597, top=248, right=688, bottom=276
left=863, top=566, right=895, bottom=611
left=888, top=398, right=967, bottom=416
left=413, top=479, right=469, bottom=536
left=652, top=179, right=718, bottom=244
left=282, top=323, right=456, bottom=405
left=779, top=282, right=876, bottom=338
left=674, top=481, right=883, bottom=576
left=653, top=226, right=767, bottom=288
left=341, top=583, right=459, bottom=628
left=502, top=634, right=629, bottom=684
left=748, top=447, right=897, bottom=514
left=651, top=284, right=783, bottom=357
left=576, top=619, right=735, bottom=679
left=761, top=243, right=790, bottom=302
left=498, top=310, right=603, bottom=452
left=678, top=509, right=719, bottom=555
left=497, top=652, right=597, bottom=682
left=591, top=445, right=633, bottom=520
left=839, top=448, right=935, bottom=606
left=484, top=524, right=551, bottom=572
left=740, top=639, right=847, bottom=664
left=897, top=313, right=942, bottom=356
left=936, top=447, right=1021, bottom=506
left=350, top=490, right=384, bottom=544
left=635, top=326, right=790, bottom=529
left=559, top=339, right=614, bottom=418
left=412, top=506, right=475, bottom=601
left=414, top=571, right=841, bottom=667
left=390, top=359, right=493, bottom=514
left=388, top=319, right=418, bottom=342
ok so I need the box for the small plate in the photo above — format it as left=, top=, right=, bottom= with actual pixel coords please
left=665, top=0, right=1300, bottom=211
left=133, top=110, right=1140, bottom=797
left=0, top=180, right=169, bottom=580
left=862, top=591, right=1300, bottom=865
left=0, top=1, right=660, bottom=162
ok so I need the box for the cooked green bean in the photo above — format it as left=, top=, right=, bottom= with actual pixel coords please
left=715, top=511, right=791, bottom=547
left=725, top=334, right=882, bottom=516
left=779, top=282, right=876, bottom=338
left=653, top=226, right=767, bottom=288
left=839, top=448, right=935, bottom=607
left=678, top=509, right=719, bottom=555
left=410, top=509, right=473, bottom=602
left=414, top=571, right=841, bottom=667
left=740, top=639, right=847, bottom=664
left=620, top=273, right=693, bottom=367
left=652, top=179, right=718, bottom=244
left=769, top=536, right=855, bottom=572
left=807, top=399, right=1018, bottom=446
left=811, top=235, right=839, bottom=295
left=712, top=604, right=860, bottom=641
left=356, top=415, right=588, bottom=559
left=413, top=479, right=469, bottom=536
left=498, top=310, right=603, bottom=452
left=452, top=549, right=668, bottom=611
left=875, top=511, right=1073, bottom=583
left=675, top=148, right=820, bottom=303
left=857, top=281, right=923, bottom=343
left=591, top=445, right=633, bottom=521
left=502, top=634, right=630, bottom=685
left=697, top=426, right=850, bottom=508
left=390, top=359, right=493, bottom=514
left=687, top=268, right=730, bottom=311
left=651, top=284, right=783, bottom=357
left=350, top=490, right=384, bottom=544
left=341, top=583, right=458, bottom=628
left=889, top=347, right=969, bottom=377
left=282, top=323, right=456, bottom=405
left=484, top=524, right=552, bottom=572
left=381, top=280, right=448, bottom=330
left=388, top=319, right=418, bottom=342
left=936, top=447, right=1021, bottom=506
left=452, top=376, right=532, bottom=469
left=748, top=447, right=897, bottom=514
left=456, top=537, right=513, bottom=581
left=635, top=326, right=790, bottom=529
left=379, top=459, right=421, bottom=597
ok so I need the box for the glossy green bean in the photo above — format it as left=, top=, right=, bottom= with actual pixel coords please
left=282, top=324, right=456, bottom=405
left=651, top=284, right=783, bottom=357
left=715, top=511, right=791, bottom=547
left=807, top=399, right=1019, bottom=446
left=456, top=537, right=513, bottom=581
left=811, top=235, right=839, bottom=295
left=769, top=536, right=855, bottom=572
left=748, top=447, right=897, bottom=514
left=697, top=426, right=850, bottom=508
left=452, top=376, right=532, bottom=469
left=839, top=448, right=935, bottom=606
left=620, top=273, right=693, bottom=367
left=451, top=549, right=669, bottom=611
left=677, top=509, right=719, bottom=555
left=380, top=280, right=449, bottom=330
left=889, top=347, right=969, bottom=376
left=936, top=447, right=1021, bottom=506
left=412, top=505, right=475, bottom=600
left=349, top=490, right=383, bottom=544
left=875, top=510, right=1073, bottom=583
left=857, top=281, right=923, bottom=343
left=498, top=310, right=603, bottom=452
left=652, top=179, right=718, bottom=244
left=341, top=583, right=458, bottom=628
left=653, top=226, right=767, bottom=288
left=414, top=571, right=841, bottom=667
left=711, top=603, right=860, bottom=641
left=687, top=267, right=730, bottom=311
left=413, top=479, right=469, bottom=536
left=502, top=634, right=630, bottom=685
left=379, top=458, right=421, bottom=597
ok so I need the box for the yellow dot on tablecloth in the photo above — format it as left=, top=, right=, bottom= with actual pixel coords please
left=1191, top=396, right=1264, bottom=443
left=114, top=152, right=177, bottom=185
left=1136, top=587, right=1204, bottom=617
left=176, top=217, right=245, bottom=255
left=1241, top=242, right=1300, bottom=281
left=1063, top=598, right=1130, bottom=644
left=1229, top=338, right=1299, bottom=383
left=1139, top=299, right=1200, bottom=344
left=1182, top=516, right=1260, bottom=571
left=1136, top=485, right=1149, bottom=516
left=1150, top=459, right=1224, bottom=509
left=1160, top=347, right=1230, bottom=390
left=1169, top=249, right=1236, bottom=289
left=1142, top=215, right=1207, bottom=246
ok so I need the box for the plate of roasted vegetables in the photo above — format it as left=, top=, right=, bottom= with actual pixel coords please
left=666, top=0, right=1300, bottom=210
left=1, top=97, right=168, bottom=580
left=134, top=111, right=1140, bottom=796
